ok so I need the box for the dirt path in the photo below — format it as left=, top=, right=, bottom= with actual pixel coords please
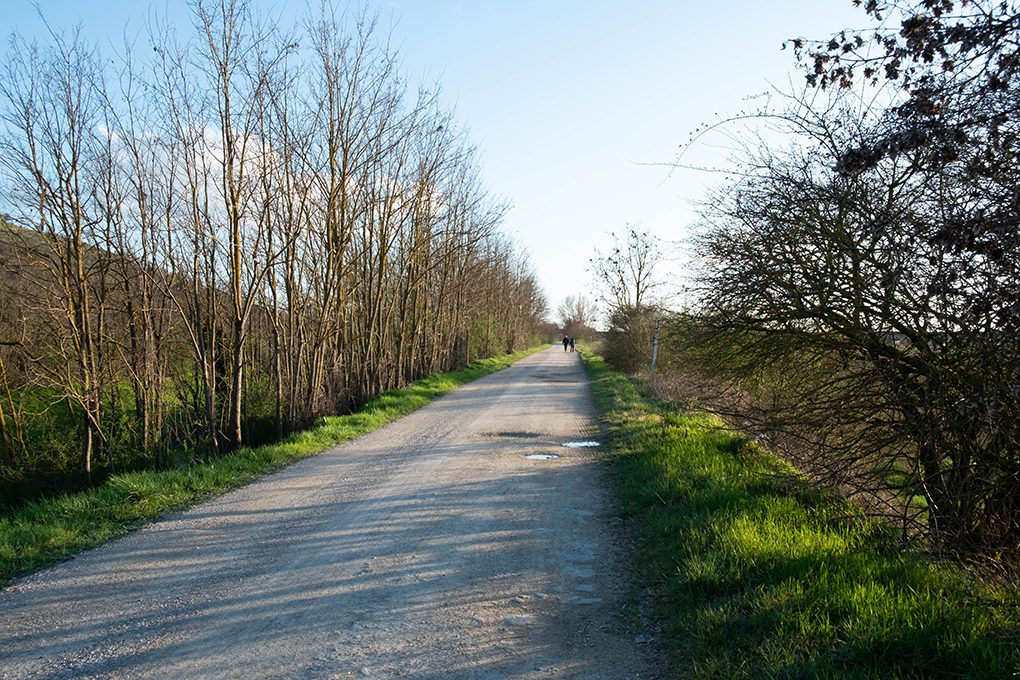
left=0, top=346, right=663, bottom=679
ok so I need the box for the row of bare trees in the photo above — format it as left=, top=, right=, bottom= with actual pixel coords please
left=0, top=1, right=545, bottom=501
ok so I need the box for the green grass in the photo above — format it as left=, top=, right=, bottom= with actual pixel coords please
left=0, top=347, right=542, bottom=587
left=581, top=352, right=1020, bottom=679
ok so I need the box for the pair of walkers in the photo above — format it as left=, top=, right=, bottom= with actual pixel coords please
left=561, top=336, right=575, bottom=352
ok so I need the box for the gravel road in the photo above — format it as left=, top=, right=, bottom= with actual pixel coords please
left=0, top=346, right=663, bottom=679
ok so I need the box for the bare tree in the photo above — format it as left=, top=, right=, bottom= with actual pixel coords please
left=0, top=26, right=116, bottom=486
left=590, top=227, right=663, bottom=314
left=556, top=295, right=597, bottom=340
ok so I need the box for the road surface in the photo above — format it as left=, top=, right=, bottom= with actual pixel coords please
left=0, top=346, right=663, bottom=679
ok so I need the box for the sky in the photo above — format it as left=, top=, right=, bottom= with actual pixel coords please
left=5, top=0, right=871, bottom=322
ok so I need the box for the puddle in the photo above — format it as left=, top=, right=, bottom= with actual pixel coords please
left=561, top=441, right=599, bottom=448
left=525, top=454, right=560, bottom=460
left=503, top=614, right=537, bottom=626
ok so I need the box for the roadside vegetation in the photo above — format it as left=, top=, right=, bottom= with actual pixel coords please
left=0, top=348, right=539, bottom=587
left=583, top=351, right=1019, bottom=679
left=0, top=1, right=547, bottom=508
left=589, top=1, right=1020, bottom=564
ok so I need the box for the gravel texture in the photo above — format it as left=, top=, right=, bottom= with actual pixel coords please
left=0, top=346, right=664, bottom=679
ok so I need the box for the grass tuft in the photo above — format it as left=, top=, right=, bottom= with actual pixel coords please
left=0, top=348, right=542, bottom=587
left=581, top=352, right=1019, bottom=679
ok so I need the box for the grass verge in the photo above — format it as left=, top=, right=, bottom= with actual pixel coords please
left=582, top=352, right=1019, bottom=679
left=0, top=347, right=542, bottom=587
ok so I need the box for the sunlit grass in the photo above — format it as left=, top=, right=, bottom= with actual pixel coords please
left=582, top=352, right=1019, bottom=679
left=0, top=347, right=542, bottom=586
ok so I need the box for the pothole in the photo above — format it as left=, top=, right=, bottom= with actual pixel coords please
left=534, top=372, right=575, bottom=383
left=494, top=431, right=542, bottom=439
left=525, top=454, right=560, bottom=460
left=562, top=441, right=599, bottom=448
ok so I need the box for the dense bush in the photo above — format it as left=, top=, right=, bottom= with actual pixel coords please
left=600, top=304, right=659, bottom=375
left=669, top=1, right=1020, bottom=558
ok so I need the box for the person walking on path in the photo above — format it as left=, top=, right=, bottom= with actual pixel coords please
left=569, top=337, right=575, bottom=352
left=562, top=336, right=569, bottom=351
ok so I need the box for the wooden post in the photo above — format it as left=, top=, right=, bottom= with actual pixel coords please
left=650, top=317, right=661, bottom=376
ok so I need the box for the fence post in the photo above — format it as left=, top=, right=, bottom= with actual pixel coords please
left=650, top=317, right=661, bottom=376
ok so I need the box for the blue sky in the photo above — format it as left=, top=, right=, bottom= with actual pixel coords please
left=7, top=0, right=870, bottom=319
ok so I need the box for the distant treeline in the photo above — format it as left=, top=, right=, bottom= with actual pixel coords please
left=0, top=1, right=545, bottom=505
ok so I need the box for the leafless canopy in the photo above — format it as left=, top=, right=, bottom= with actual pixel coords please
left=0, top=1, right=546, bottom=497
